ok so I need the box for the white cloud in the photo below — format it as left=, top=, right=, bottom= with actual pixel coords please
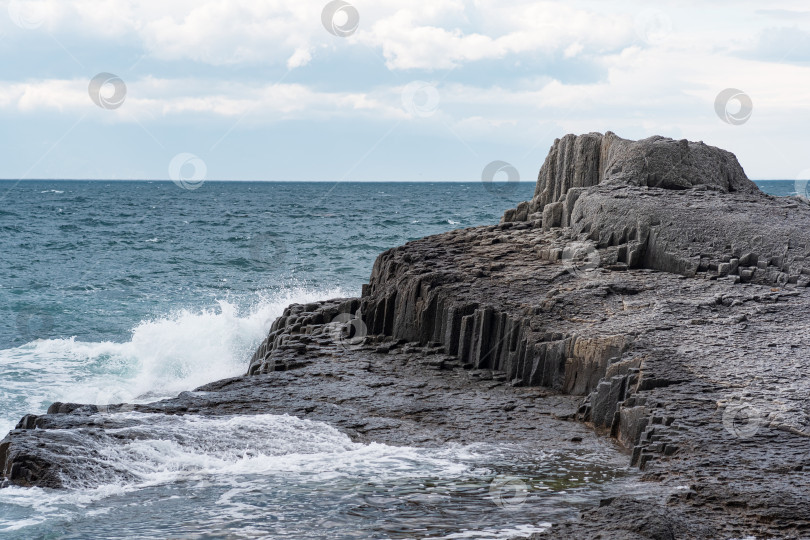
left=0, top=77, right=407, bottom=121
left=6, top=44, right=810, bottom=129
left=8, top=80, right=87, bottom=112
left=15, top=0, right=316, bottom=66
left=357, top=1, right=635, bottom=70
left=287, top=47, right=313, bottom=69
left=16, top=0, right=641, bottom=70
left=12, top=0, right=810, bottom=75
left=5, top=0, right=810, bottom=179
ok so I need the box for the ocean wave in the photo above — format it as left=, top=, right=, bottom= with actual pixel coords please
left=46, top=413, right=473, bottom=488
left=0, top=286, right=349, bottom=435
left=0, top=412, right=484, bottom=535
left=437, top=523, right=552, bottom=539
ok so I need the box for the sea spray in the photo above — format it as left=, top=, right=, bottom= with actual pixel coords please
left=0, top=287, right=348, bottom=435
left=0, top=413, right=635, bottom=539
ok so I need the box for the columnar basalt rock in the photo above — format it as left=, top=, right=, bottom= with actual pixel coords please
left=502, top=131, right=757, bottom=223
left=503, top=133, right=810, bottom=288
left=247, top=298, right=361, bottom=375
left=4, top=133, right=810, bottom=538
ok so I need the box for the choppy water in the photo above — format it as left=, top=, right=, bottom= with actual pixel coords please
left=0, top=180, right=536, bottom=434
left=0, top=412, right=645, bottom=539
left=0, top=180, right=785, bottom=538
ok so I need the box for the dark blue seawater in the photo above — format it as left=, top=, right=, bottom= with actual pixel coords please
left=0, top=180, right=541, bottom=435
left=753, top=180, right=800, bottom=197
left=0, top=180, right=787, bottom=538
left=0, top=181, right=537, bottom=348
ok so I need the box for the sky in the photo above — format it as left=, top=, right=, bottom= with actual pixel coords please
left=1, top=0, right=810, bottom=182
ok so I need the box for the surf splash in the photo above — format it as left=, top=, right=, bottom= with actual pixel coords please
left=0, top=412, right=484, bottom=535
left=0, top=409, right=629, bottom=539
left=0, top=287, right=349, bottom=435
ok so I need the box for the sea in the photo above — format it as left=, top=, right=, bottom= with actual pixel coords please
left=0, top=179, right=792, bottom=539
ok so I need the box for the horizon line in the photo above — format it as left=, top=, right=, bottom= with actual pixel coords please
left=0, top=178, right=794, bottom=183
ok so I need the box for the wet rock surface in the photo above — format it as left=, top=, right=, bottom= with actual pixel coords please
left=358, top=220, right=810, bottom=537
left=4, top=132, right=810, bottom=538
left=0, top=331, right=619, bottom=490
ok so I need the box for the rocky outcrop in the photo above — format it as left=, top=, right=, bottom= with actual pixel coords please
left=0, top=306, right=604, bottom=490
left=246, top=298, right=362, bottom=375
left=238, top=133, right=810, bottom=536
left=4, top=132, right=810, bottom=538
left=499, top=134, right=810, bottom=290
left=358, top=235, right=634, bottom=394
left=503, top=132, right=757, bottom=223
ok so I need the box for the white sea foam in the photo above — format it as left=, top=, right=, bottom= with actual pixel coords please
left=0, top=287, right=348, bottom=435
left=59, top=413, right=475, bottom=488
left=438, top=523, right=552, bottom=539
left=0, top=412, right=483, bottom=533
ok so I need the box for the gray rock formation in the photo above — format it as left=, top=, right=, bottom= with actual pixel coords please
left=242, top=134, right=810, bottom=536
left=500, top=133, right=810, bottom=289
left=3, top=132, right=810, bottom=538
left=503, top=132, right=756, bottom=224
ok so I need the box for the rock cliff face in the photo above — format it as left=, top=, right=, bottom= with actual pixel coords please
left=4, top=132, right=810, bottom=538
left=503, top=132, right=756, bottom=223
left=243, top=133, right=810, bottom=536
left=499, top=133, right=809, bottom=289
